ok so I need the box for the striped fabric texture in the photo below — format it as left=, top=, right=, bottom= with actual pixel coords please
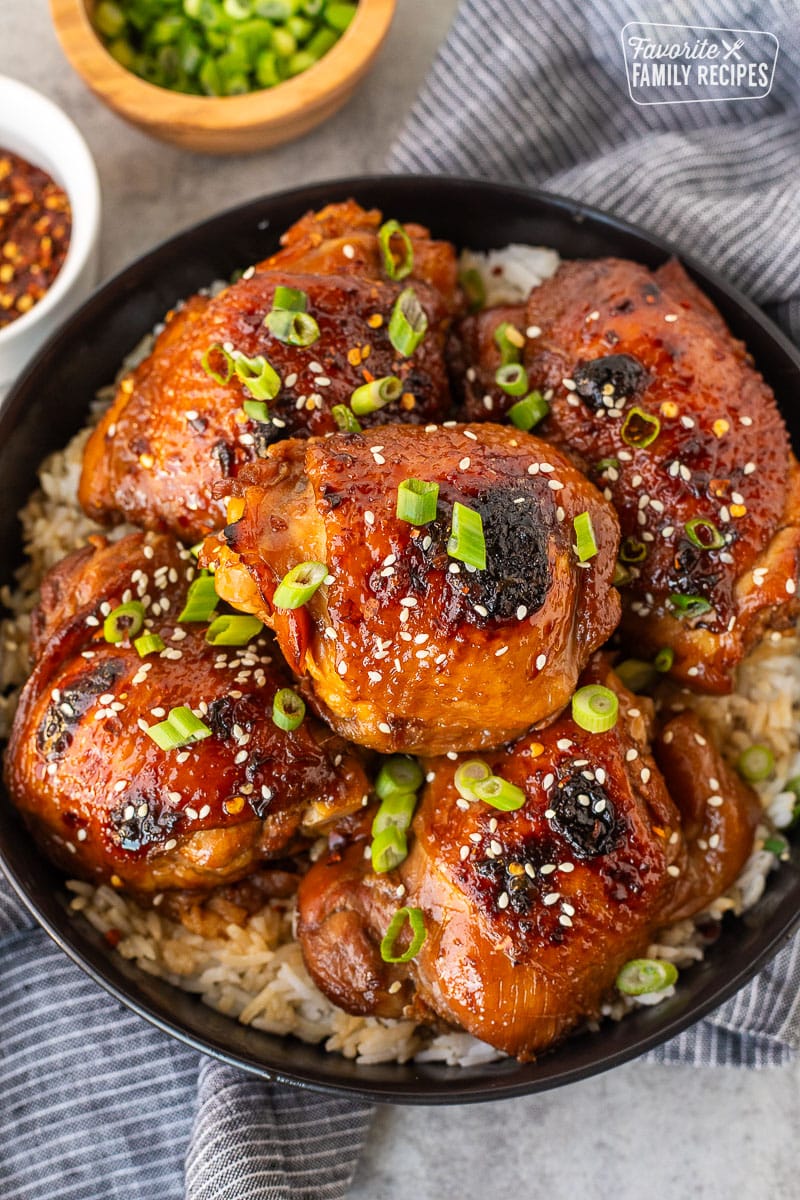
left=388, top=0, right=800, bottom=1067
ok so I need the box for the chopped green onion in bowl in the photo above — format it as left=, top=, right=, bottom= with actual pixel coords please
left=103, top=600, right=145, bottom=644
left=371, top=792, right=417, bottom=838
left=379, top=906, right=426, bottom=963
left=396, top=478, right=439, bottom=525
left=736, top=743, right=775, bottom=784
left=371, top=825, right=408, bottom=873
left=272, top=560, right=327, bottom=609
left=571, top=684, right=618, bottom=733
left=350, top=375, right=402, bottom=416
left=375, top=755, right=424, bottom=801
left=205, top=613, right=264, bottom=645
left=616, top=958, right=678, bottom=996
left=447, top=501, right=486, bottom=571
left=473, top=775, right=526, bottom=812
left=508, top=391, right=548, bottom=431
left=272, top=687, right=306, bottom=732
left=454, top=759, right=492, bottom=803
left=495, top=362, right=528, bottom=396
left=378, top=219, right=413, bottom=280
left=573, top=510, right=598, bottom=562
left=388, top=288, right=428, bottom=357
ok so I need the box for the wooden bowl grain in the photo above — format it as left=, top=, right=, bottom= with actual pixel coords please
left=50, top=0, right=396, bottom=154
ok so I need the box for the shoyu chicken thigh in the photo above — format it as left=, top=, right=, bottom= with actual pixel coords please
left=469, top=256, right=800, bottom=691
left=205, top=422, right=621, bottom=756
left=4, top=532, right=368, bottom=895
left=79, top=201, right=459, bottom=543
left=297, top=659, right=759, bottom=1059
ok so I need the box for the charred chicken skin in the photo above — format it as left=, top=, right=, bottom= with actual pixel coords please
left=79, top=201, right=460, bottom=543
left=205, top=422, right=621, bottom=755
left=4, top=531, right=368, bottom=895
left=297, top=659, right=760, bottom=1058
left=456, top=258, right=800, bottom=690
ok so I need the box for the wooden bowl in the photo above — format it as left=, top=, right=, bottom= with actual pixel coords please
left=50, top=0, right=396, bottom=154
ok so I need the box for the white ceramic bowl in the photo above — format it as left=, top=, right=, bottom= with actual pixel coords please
left=0, top=76, right=101, bottom=389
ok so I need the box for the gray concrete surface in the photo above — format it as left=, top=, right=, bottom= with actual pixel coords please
left=3, top=3, right=798, bottom=1198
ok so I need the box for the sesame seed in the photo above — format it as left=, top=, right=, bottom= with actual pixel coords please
left=708, top=795, right=723, bottom=807
left=548, top=479, right=564, bottom=491
left=667, top=865, right=681, bottom=877
left=337, top=661, right=347, bottom=676
left=364, top=510, right=375, bottom=526
left=543, top=892, right=560, bottom=905
left=460, top=845, right=470, bottom=860
left=559, top=914, right=573, bottom=927
left=378, top=721, right=391, bottom=734
left=497, top=892, right=510, bottom=910
left=526, top=325, right=542, bottom=338
left=490, top=839, right=502, bottom=856
left=495, top=645, right=509, bottom=657
left=556, top=738, right=572, bottom=751
left=787, top=579, right=796, bottom=595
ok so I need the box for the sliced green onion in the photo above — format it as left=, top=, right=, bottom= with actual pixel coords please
left=189, top=541, right=204, bottom=559
left=786, top=777, right=800, bottom=829
left=454, top=759, right=492, bottom=803
left=573, top=511, right=598, bottom=562
left=685, top=517, right=725, bottom=550
left=234, top=353, right=281, bottom=401
left=94, top=1, right=126, bottom=38
left=495, top=363, right=529, bottom=396
left=669, top=593, right=712, bottom=618
left=272, top=285, right=308, bottom=312
left=325, top=1, right=357, bottom=32
left=272, top=561, right=327, bottom=609
left=596, top=457, right=619, bottom=474
left=459, top=268, right=485, bottom=313
left=178, top=574, right=218, bottom=623
left=201, top=343, right=234, bottom=385
left=736, top=744, right=775, bottom=783
left=613, top=561, right=632, bottom=587
left=620, top=536, right=647, bottom=564
left=331, top=404, right=362, bottom=432
left=272, top=687, right=306, bottom=732
left=205, top=614, right=264, bottom=646
left=264, top=308, right=320, bottom=346
left=654, top=646, right=674, bottom=673
left=447, top=502, right=486, bottom=570
left=371, top=825, right=409, bottom=873
left=508, top=391, right=548, bottom=431
left=396, top=478, right=439, bottom=525
left=376, top=755, right=424, bottom=800
left=616, top=958, right=678, bottom=996
left=621, top=406, right=660, bottom=448
left=147, top=705, right=212, bottom=751
left=103, top=600, right=145, bottom=644
left=243, top=398, right=269, bottom=422
left=763, top=834, right=788, bottom=856
left=571, top=684, right=619, bottom=733
left=378, top=220, right=414, bottom=281
left=372, top=792, right=418, bottom=837
left=493, top=321, right=524, bottom=365
left=388, top=288, right=428, bottom=357
left=615, top=659, right=658, bottom=693
left=134, top=632, right=166, bottom=658
left=379, top=906, right=427, bottom=963
left=350, top=375, right=402, bottom=416
left=473, top=774, right=526, bottom=812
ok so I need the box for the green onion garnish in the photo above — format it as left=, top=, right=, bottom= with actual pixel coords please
left=615, top=659, right=658, bottom=693
left=378, top=220, right=414, bottom=281
left=763, top=835, right=788, bottom=856
left=272, top=687, right=306, bottom=732
left=495, top=363, right=529, bottom=396
left=621, top=406, right=660, bottom=448
left=571, top=684, right=619, bottom=733
left=264, top=308, right=320, bottom=347
left=459, top=268, right=485, bottom=313
left=103, top=600, right=145, bottom=644
left=331, top=404, right=362, bottom=432
left=272, top=285, right=307, bottom=312
left=178, top=573, right=218, bottom=623
left=613, top=561, right=632, bottom=587
left=668, top=593, right=712, bottom=618
left=350, top=375, right=402, bottom=416
left=371, top=825, right=409, bottom=873
left=573, top=511, right=598, bottom=562
left=272, top=561, right=327, bottom=609
left=447, top=502, right=486, bottom=571
left=146, top=705, right=212, bottom=752
left=620, top=537, right=647, bottom=564
left=396, top=478, right=439, bottom=525
left=736, top=744, right=775, bottom=783
left=372, top=792, right=418, bottom=838
left=654, top=646, right=674, bottom=672
left=616, top=958, right=678, bottom=996
left=508, top=391, right=548, bottom=431
left=205, top=614, right=264, bottom=646
left=376, top=755, right=424, bottom=801
left=684, top=517, right=725, bottom=550
left=786, top=777, right=800, bottom=829
left=201, top=343, right=234, bottom=385
left=234, top=353, right=281, bottom=401
left=388, top=288, right=428, bottom=357
left=454, top=759, right=492, bottom=803
left=596, top=457, right=619, bottom=473
left=134, top=632, right=165, bottom=658
left=379, top=906, right=427, bottom=963
left=473, top=775, right=526, bottom=812
left=243, top=399, right=269, bottom=422
left=493, top=321, right=524, bottom=365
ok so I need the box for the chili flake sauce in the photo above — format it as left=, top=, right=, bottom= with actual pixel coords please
left=0, top=149, right=72, bottom=329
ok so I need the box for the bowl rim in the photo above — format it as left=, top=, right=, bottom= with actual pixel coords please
left=50, top=0, right=397, bottom=129
left=2, top=172, right=799, bottom=1104
left=0, top=75, right=101, bottom=349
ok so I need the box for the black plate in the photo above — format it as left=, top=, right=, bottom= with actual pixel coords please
left=1, top=175, right=798, bottom=1104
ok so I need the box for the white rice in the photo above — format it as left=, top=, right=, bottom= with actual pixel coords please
left=1, top=251, right=796, bottom=1066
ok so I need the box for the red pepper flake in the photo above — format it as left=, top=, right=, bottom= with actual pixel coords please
left=0, top=149, right=72, bottom=330
left=105, top=928, right=122, bottom=948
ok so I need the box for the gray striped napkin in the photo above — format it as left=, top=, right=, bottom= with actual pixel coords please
left=388, top=0, right=800, bottom=1068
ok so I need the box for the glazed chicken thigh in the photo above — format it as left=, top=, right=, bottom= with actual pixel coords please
left=455, top=258, right=800, bottom=690
left=5, top=531, right=368, bottom=895
left=205, top=422, right=621, bottom=755
left=79, top=201, right=460, bottom=542
left=297, top=659, right=760, bottom=1058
